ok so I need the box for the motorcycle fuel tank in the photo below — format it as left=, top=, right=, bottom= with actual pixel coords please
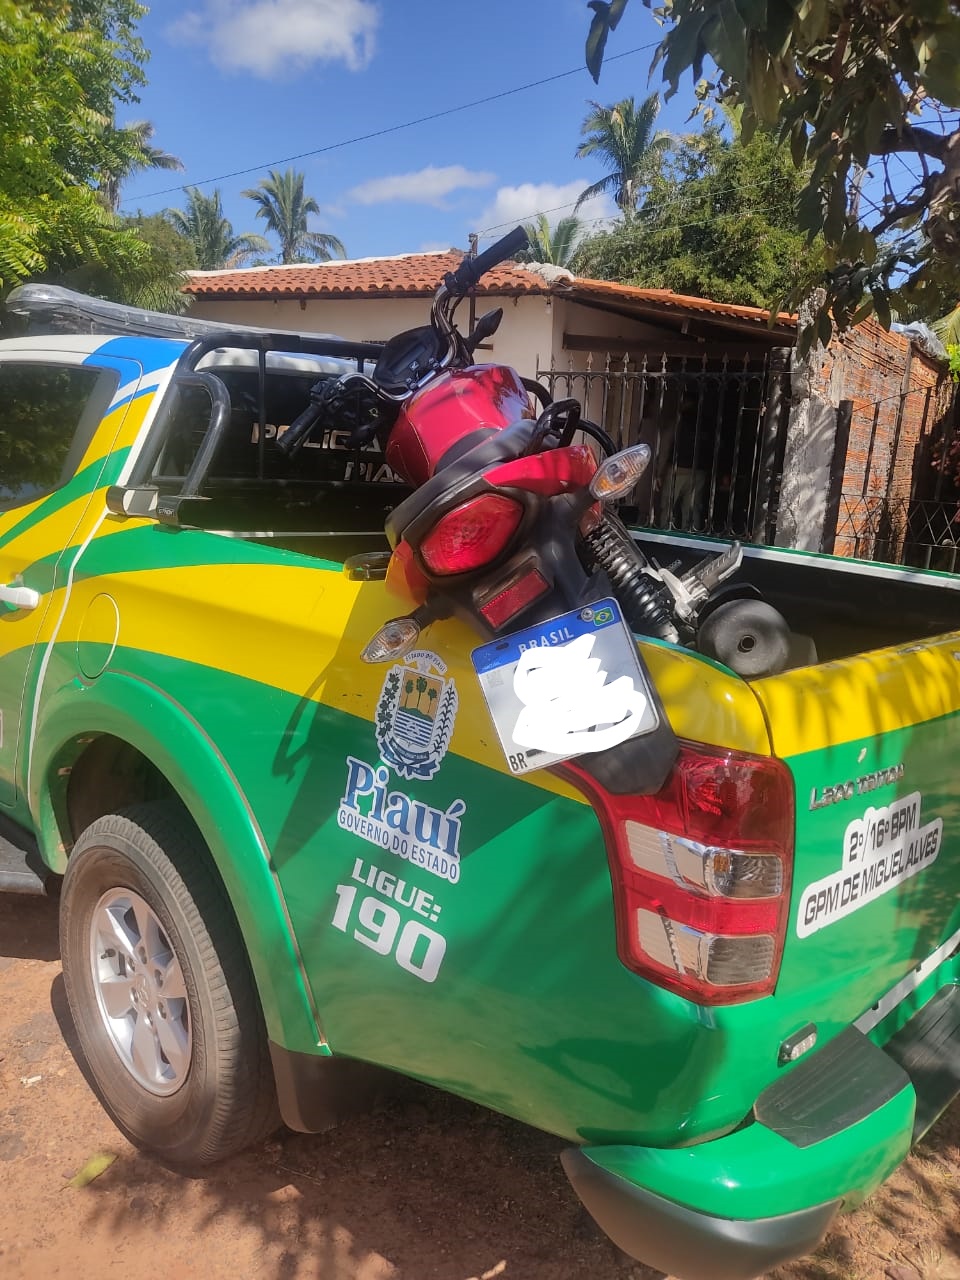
left=386, top=364, right=534, bottom=486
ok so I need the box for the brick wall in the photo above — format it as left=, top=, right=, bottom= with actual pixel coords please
left=811, top=318, right=949, bottom=559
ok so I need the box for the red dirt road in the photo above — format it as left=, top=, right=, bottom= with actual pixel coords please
left=2, top=893, right=958, bottom=1280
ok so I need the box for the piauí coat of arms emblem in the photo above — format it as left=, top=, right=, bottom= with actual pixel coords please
left=375, top=650, right=459, bottom=781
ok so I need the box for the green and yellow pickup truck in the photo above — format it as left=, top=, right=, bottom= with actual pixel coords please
left=0, top=287, right=957, bottom=1280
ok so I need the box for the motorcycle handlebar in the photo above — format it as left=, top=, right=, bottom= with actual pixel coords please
left=444, top=225, right=529, bottom=295
left=277, top=397, right=324, bottom=457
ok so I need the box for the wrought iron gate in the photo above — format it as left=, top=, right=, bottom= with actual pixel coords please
left=535, top=349, right=791, bottom=543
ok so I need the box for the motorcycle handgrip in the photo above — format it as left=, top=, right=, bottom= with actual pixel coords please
left=277, top=399, right=325, bottom=458
left=446, top=225, right=529, bottom=294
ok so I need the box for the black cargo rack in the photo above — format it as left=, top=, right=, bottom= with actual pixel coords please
left=107, top=328, right=390, bottom=526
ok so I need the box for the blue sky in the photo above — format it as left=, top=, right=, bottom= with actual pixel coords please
left=119, top=0, right=698, bottom=261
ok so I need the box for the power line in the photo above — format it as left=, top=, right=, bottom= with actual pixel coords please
left=891, top=151, right=921, bottom=182
left=478, top=200, right=600, bottom=237
left=478, top=155, right=942, bottom=245
left=133, top=41, right=659, bottom=204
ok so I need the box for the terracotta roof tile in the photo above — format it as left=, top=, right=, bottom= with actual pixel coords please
left=183, top=250, right=794, bottom=330
left=185, top=251, right=549, bottom=299
left=566, top=277, right=796, bottom=328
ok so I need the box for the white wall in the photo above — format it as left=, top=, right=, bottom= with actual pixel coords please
left=187, top=293, right=555, bottom=382
left=186, top=291, right=700, bottom=389
left=552, top=299, right=674, bottom=370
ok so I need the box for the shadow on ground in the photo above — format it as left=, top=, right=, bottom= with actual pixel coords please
left=773, top=1099, right=960, bottom=1280
left=55, top=1088, right=960, bottom=1280
left=43, top=963, right=653, bottom=1280
left=54, top=983, right=960, bottom=1280
left=3, top=897, right=957, bottom=1280
left=0, top=893, right=59, bottom=964
left=63, top=1076, right=653, bottom=1280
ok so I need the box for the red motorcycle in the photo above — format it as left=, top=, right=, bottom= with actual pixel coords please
left=278, top=228, right=794, bottom=786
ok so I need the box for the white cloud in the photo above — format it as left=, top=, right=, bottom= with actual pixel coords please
left=170, top=0, right=380, bottom=78
left=474, top=181, right=617, bottom=237
left=347, top=166, right=496, bottom=208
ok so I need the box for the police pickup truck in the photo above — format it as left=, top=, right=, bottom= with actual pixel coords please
left=0, top=285, right=957, bottom=1279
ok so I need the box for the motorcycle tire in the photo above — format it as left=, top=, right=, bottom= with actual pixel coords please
left=696, top=598, right=793, bottom=678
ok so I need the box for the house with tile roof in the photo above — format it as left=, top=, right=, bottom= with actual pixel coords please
left=183, top=251, right=951, bottom=563
left=183, top=251, right=802, bottom=541
left=182, top=250, right=797, bottom=383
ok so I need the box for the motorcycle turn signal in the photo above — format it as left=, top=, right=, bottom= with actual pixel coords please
left=589, top=445, right=652, bottom=503
left=361, top=603, right=441, bottom=664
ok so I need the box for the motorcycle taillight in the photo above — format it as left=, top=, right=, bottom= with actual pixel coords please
left=420, top=494, right=523, bottom=576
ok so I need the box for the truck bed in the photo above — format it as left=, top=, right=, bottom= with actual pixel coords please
left=632, top=529, right=960, bottom=664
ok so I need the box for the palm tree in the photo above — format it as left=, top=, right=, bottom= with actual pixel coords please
left=520, top=213, right=586, bottom=268
left=242, top=168, right=346, bottom=264
left=100, top=120, right=184, bottom=213
left=575, top=94, right=670, bottom=218
left=165, top=188, right=270, bottom=270
left=415, top=676, right=428, bottom=713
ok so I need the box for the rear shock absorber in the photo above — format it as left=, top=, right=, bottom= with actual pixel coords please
left=582, top=513, right=679, bottom=643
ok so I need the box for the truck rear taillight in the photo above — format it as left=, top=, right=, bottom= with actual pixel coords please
left=565, top=743, right=794, bottom=1005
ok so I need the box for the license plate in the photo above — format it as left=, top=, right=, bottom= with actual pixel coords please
left=471, top=598, right=659, bottom=774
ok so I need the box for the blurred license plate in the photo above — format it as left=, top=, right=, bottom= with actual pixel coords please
left=471, top=598, right=659, bottom=774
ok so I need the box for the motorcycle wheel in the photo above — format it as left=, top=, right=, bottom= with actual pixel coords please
left=697, top=598, right=793, bottom=677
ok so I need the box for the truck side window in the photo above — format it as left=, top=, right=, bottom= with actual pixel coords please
left=0, top=362, right=117, bottom=511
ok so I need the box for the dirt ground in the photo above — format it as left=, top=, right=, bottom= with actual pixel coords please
left=1, top=893, right=958, bottom=1280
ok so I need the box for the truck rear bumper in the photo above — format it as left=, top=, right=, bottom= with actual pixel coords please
left=562, top=1026, right=922, bottom=1280
left=561, top=1147, right=840, bottom=1280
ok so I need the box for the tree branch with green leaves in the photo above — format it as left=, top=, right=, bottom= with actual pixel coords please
left=0, top=0, right=188, bottom=308
left=586, top=0, right=960, bottom=346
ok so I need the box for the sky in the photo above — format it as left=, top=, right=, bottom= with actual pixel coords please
left=118, top=0, right=699, bottom=261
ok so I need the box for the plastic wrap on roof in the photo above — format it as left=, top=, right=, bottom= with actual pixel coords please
left=3, top=283, right=358, bottom=377
left=3, top=283, right=343, bottom=344
left=194, top=348, right=353, bottom=376
left=521, top=262, right=575, bottom=284
left=891, top=320, right=948, bottom=362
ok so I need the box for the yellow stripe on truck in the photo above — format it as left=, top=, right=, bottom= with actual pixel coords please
left=752, top=632, right=960, bottom=757
left=61, top=559, right=586, bottom=801
left=640, top=641, right=772, bottom=756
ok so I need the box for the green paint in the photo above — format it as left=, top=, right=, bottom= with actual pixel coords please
left=33, top=636, right=800, bottom=1145
left=779, top=718, right=960, bottom=1041
left=41, top=630, right=957, bottom=1162
left=32, top=649, right=322, bottom=1053
left=5, top=482, right=957, bottom=1236
left=74, top=521, right=341, bottom=581
left=576, top=1079, right=915, bottom=1219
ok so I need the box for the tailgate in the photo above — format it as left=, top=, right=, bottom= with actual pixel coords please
left=752, top=633, right=960, bottom=1026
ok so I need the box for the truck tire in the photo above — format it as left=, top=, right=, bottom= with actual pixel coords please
left=59, top=802, right=278, bottom=1166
